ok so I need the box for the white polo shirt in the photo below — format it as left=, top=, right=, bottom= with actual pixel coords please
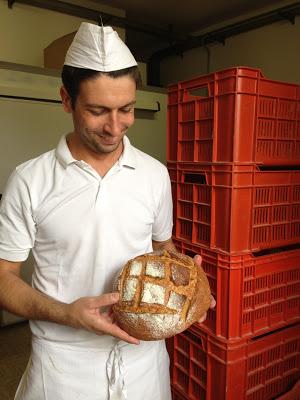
left=0, top=135, right=173, bottom=345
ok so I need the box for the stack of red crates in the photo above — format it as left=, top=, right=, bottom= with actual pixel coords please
left=166, top=67, right=300, bottom=400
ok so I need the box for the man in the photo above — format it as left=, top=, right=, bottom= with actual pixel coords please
left=0, top=23, right=213, bottom=400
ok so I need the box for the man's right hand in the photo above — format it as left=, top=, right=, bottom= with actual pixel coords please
left=0, top=259, right=139, bottom=344
left=66, top=292, right=140, bottom=345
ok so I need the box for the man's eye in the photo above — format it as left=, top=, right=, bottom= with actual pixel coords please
left=89, top=110, right=105, bottom=116
left=121, top=107, right=134, bottom=113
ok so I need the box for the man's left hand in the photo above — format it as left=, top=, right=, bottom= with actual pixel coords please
left=194, top=254, right=216, bottom=323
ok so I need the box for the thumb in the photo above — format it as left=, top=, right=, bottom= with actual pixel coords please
left=193, top=254, right=202, bottom=266
left=90, top=292, right=120, bottom=308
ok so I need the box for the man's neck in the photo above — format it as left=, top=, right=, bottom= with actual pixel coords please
left=66, top=133, right=124, bottom=177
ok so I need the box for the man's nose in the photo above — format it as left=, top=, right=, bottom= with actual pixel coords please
left=104, top=112, right=122, bottom=135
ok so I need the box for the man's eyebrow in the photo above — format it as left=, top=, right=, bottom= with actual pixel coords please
left=86, top=101, right=136, bottom=109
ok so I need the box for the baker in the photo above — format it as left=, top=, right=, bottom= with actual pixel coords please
left=0, top=22, right=214, bottom=400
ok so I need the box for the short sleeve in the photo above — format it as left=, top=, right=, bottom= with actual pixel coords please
left=0, top=169, right=36, bottom=262
left=152, top=167, right=173, bottom=242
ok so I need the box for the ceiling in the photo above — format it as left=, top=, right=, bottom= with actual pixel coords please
left=95, top=0, right=296, bottom=60
left=9, top=0, right=298, bottom=64
left=97, top=0, right=289, bottom=32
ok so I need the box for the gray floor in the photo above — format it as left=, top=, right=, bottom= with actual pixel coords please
left=0, top=321, right=31, bottom=400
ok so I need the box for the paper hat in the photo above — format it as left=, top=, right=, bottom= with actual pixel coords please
left=64, top=22, right=137, bottom=72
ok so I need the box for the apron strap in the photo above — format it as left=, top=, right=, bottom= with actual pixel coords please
left=106, top=341, right=128, bottom=400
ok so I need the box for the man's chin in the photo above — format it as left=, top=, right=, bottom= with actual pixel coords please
left=94, top=141, right=121, bottom=154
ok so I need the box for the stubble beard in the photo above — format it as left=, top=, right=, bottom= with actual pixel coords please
left=82, top=129, right=125, bottom=155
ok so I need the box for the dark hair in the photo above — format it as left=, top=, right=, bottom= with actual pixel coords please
left=61, top=65, right=141, bottom=109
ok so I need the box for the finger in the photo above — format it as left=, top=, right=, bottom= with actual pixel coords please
left=210, top=295, right=216, bottom=309
left=101, top=309, right=117, bottom=323
left=101, top=311, right=114, bottom=324
left=90, top=293, right=120, bottom=308
left=100, top=320, right=140, bottom=345
left=193, top=254, right=202, bottom=266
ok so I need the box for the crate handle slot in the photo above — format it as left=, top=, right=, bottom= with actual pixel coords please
left=188, top=86, right=209, bottom=98
left=257, top=165, right=300, bottom=171
left=253, top=243, right=300, bottom=257
left=182, top=83, right=210, bottom=102
left=251, top=322, right=299, bottom=341
left=183, top=173, right=207, bottom=184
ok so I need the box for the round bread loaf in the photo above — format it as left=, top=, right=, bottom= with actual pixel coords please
left=112, top=250, right=211, bottom=340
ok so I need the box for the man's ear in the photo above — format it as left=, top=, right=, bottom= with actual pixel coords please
left=60, top=86, right=73, bottom=113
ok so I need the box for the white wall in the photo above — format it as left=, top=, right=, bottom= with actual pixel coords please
left=160, top=15, right=300, bottom=86
left=0, top=1, right=150, bottom=86
left=0, top=0, right=125, bottom=68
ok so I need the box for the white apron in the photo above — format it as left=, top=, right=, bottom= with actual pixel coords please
left=15, top=335, right=171, bottom=400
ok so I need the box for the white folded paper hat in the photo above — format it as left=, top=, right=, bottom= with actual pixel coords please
left=64, top=22, right=137, bottom=72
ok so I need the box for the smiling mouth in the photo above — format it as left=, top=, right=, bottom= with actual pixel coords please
left=96, top=130, right=127, bottom=145
left=95, top=133, right=119, bottom=145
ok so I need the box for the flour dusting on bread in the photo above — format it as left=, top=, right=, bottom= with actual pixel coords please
left=113, top=250, right=211, bottom=340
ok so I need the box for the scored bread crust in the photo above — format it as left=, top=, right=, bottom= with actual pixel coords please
left=113, top=250, right=211, bottom=340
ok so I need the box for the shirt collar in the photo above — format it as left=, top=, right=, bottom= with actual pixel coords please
left=118, top=135, right=136, bottom=169
left=55, top=134, right=76, bottom=168
left=55, top=134, right=137, bottom=169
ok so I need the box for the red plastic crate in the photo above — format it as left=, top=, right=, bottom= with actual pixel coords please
left=275, top=379, right=300, bottom=399
left=170, top=163, right=300, bottom=253
left=174, top=240, right=300, bottom=339
left=172, top=387, right=187, bottom=400
left=171, top=323, right=300, bottom=400
left=168, top=161, right=178, bottom=228
left=167, top=67, right=300, bottom=165
left=172, top=237, right=182, bottom=253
